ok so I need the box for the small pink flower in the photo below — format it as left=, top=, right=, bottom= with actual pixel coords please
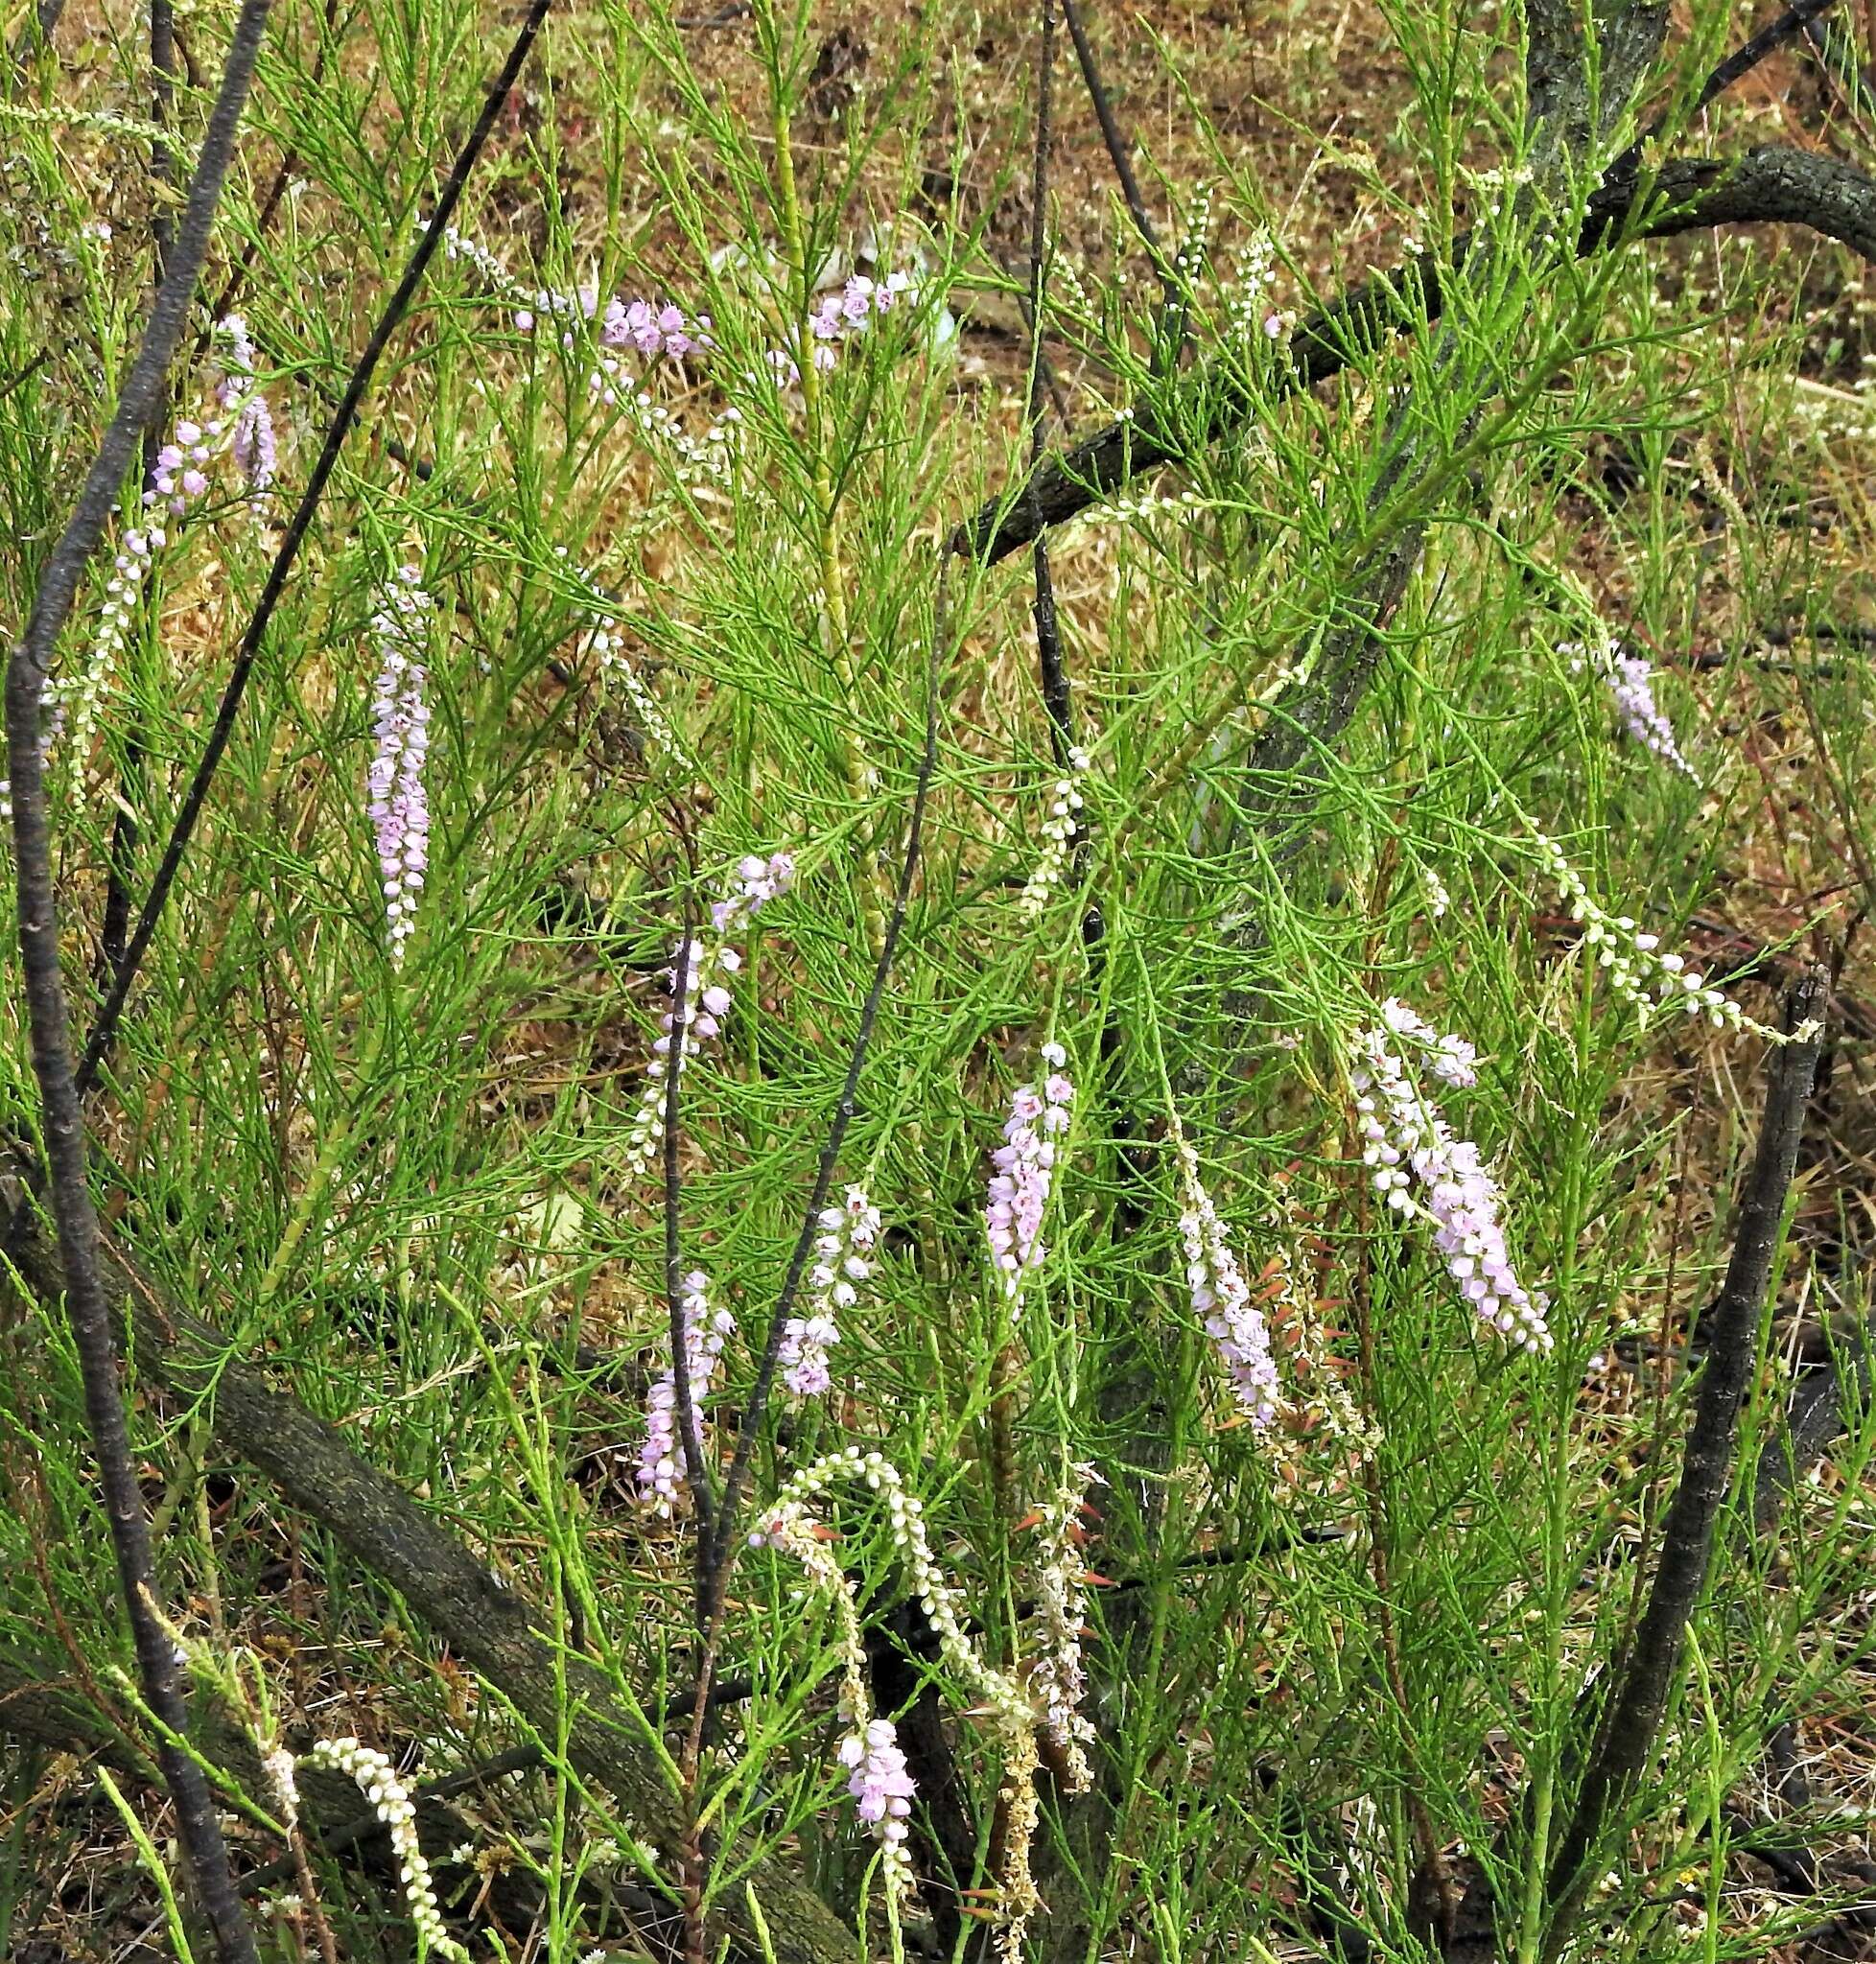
left=365, top=570, right=434, bottom=965
left=840, top=1718, right=916, bottom=1833
left=1178, top=1145, right=1280, bottom=1426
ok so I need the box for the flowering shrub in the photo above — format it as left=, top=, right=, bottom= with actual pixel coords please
left=2, top=2, right=1871, bottom=1962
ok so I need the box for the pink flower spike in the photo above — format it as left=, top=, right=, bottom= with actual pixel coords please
left=621, top=851, right=798, bottom=1179
left=1177, top=1142, right=1280, bottom=1427
left=841, top=1718, right=916, bottom=1837
left=1351, top=1012, right=1551, bottom=1353
left=983, top=1054, right=1073, bottom=1313
left=637, top=1270, right=736, bottom=1515
left=364, top=570, right=434, bottom=967
left=778, top=1186, right=880, bottom=1395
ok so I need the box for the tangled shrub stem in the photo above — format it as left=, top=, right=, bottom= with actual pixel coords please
left=1538, top=970, right=1826, bottom=1956
left=3, top=0, right=277, bottom=1949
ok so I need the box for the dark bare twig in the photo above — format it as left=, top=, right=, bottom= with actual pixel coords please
left=97, top=0, right=181, bottom=989
left=1026, top=0, right=1074, bottom=760
left=2, top=3, right=276, bottom=1955
left=955, top=132, right=1876, bottom=565
left=1664, top=0, right=1843, bottom=139
left=705, top=585, right=947, bottom=1599
left=0, top=349, right=51, bottom=403
left=74, top=0, right=555, bottom=1103
left=1058, top=0, right=1184, bottom=357
left=1540, top=970, right=1826, bottom=1960
left=1059, top=0, right=1162, bottom=263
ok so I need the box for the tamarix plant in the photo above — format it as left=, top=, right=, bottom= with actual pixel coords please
left=3, top=0, right=1875, bottom=1960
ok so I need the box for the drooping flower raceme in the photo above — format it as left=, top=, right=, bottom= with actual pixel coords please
left=1018, top=745, right=1090, bottom=920
left=750, top=1447, right=1040, bottom=1906
left=1565, top=632, right=1697, bottom=781
left=750, top=1482, right=918, bottom=1899
left=622, top=851, right=796, bottom=1180
left=1534, top=831, right=1813, bottom=1042
left=365, top=570, right=434, bottom=965
left=52, top=318, right=283, bottom=778
left=841, top=1720, right=918, bottom=1865
left=1024, top=1465, right=1099, bottom=1792
left=637, top=1269, right=735, bottom=1514
left=984, top=1043, right=1074, bottom=1310
left=1351, top=1016, right=1552, bottom=1353
left=553, top=548, right=676, bottom=753
left=1177, top=1139, right=1282, bottom=1426
left=52, top=523, right=161, bottom=767
left=778, top=1184, right=881, bottom=1395
left=302, top=1739, right=467, bottom=1960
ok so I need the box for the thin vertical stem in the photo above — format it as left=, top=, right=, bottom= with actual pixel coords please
left=1057, top=0, right=1184, bottom=362
left=3, top=3, right=275, bottom=1955
left=1540, top=971, right=1825, bottom=1958
left=664, top=892, right=715, bottom=1577
left=1025, top=0, right=1073, bottom=767
left=98, top=0, right=179, bottom=985
left=704, top=578, right=947, bottom=1602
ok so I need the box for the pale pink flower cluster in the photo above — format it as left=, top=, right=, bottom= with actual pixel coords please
left=600, top=294, right=715, bottom=360
left=638, top=1269, right=736, bottom=1514
left=366, top=570, right=434, bottom=965
left=435, top=222, right=714, bottom=362
left=145, top=319, right=279, bottom=517
left=766, top=271, right=919, bottom=385
left=748, top=1448, right=1042, bottom=1906
left=151, top=416, right=214, bottom=514
left=840, top=1718, right=917, bottom=1870
left=984, top=1043, right=1073, bottom=1309
left=778, top=1185, right=880, bottom=1395
left=1177, top=1140, right=1281, bottom=1426
left=622, top=851, right=796, bottom=1178
left=1378, top=995, right=1479, bottom=1087
left=1352, top=1015, right=1552, bottom=1353
left=1565, top=634, right=1697, bottom=781
left=218, top=315, right=277, bottom=499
